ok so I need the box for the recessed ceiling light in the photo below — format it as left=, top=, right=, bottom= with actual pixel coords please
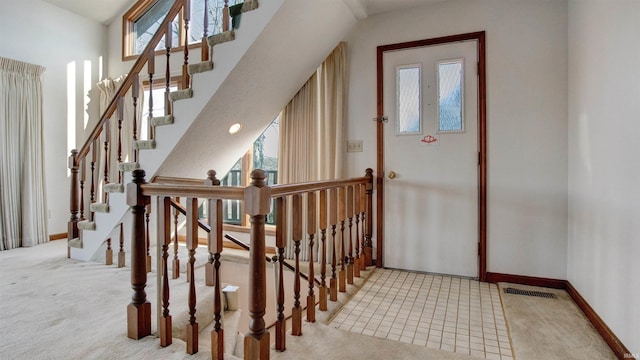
left=228, top=123, right=242, bottom=134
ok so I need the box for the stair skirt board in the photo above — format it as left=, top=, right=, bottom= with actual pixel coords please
left=89, top=203, right=110, bottom=213
left=189, top=61, right=214, bottom=74
left=103, top=183, right=124, bottom=193
left=169, top=88, right=193, bottom=102
left=151, top=115, right=174, bottom=127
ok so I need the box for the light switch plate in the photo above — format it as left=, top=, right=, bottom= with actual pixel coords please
left=347, top=140, right=363, bottom=152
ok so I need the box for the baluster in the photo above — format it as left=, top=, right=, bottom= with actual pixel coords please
left=306, top=191, right=316, bottom=323
left=117, top=97, right=124, bottom=184
left=222, top=0, right=230, bottom=32
left=173, top=196, right=180, bottom=279
left=132, top=73, right=139, bottom=163
left=338, top=186, right=346, bottom=292
left=68, top=149, right=79, bottom=258
left=329, top=187, right=338, bottom=301
left=360, top=183, right=367, bottom=271
left=90, top=139, right=97, bottom=221
left=158, top=196, right=173, bottom=347
left=353, top=184, right=361, bottom=278
left=319, top=189, right=328, bottom=311
left=205, top=171, right=224, bottom=359
left=186, top=197, right=199, bottom=354
left=346, top=185, right=354, bottom=285
left=127, top=169, right=151, bottom=340
left=182, top=0, right=191, bottom=89
left=201, top=0, right=210, bottom=62
left=275, top=196, right=287, bottom=351
left=103, top=119, right=110, bottom=204
left=291, top=193, right=303, bottom=336
left=243, top=170, right=270, bottom=359
left=165, top=22, right=172, bottom=115
left=145, top=204, right=152, bottom=273
left=365, top=168, right=374, bottom=267
left=105, top=238, right=113, bottom=265
left=79, top=158, right=86, bottom=221
left=118, top=222, right=126, bottom=268
left=147, top=54, right=154, bottom=141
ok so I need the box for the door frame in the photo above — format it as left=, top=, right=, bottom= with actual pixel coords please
left=376, top=31, right=487, bottom=281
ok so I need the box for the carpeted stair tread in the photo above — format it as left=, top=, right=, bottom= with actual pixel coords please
left=189, top=60, right=213, bottom=74
left=90, top=203, right=109, bottom=213
left=68, top=237, right=83, bottom=248
left=241, top=0, right=259, bottom=12
left=134, top=140, right=156, bottom=150
left=208, top=31, right=235, bottom=47
left=118, top=162, right=139, bottom=172
left=151, top=115, right=174, bottom=127
left=169, top=88, right=192, bottom=102
left=103, top=183, right=124, bottom=193
left=78, top=220, right=96, bottom=231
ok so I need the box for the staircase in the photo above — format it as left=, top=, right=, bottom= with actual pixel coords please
left=68, top=0, right=359, bottom=262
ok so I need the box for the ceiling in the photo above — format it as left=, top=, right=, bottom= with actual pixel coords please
left=42, top=0, right=446, bottom=25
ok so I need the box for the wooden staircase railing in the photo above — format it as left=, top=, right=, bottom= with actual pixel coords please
left=67, top=0, right=237, bottom=256
left=126, top=168, right=374, bottom=359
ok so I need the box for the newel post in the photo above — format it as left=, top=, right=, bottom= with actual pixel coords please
left=68, top=149, right=80, bottom=257
left=127, top=169, right=152, bottom=339
left=364, top=168, right=374, bottom=267
left=244, top=170, right=271, bottom=360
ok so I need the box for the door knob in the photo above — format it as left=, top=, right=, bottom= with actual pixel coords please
left=387, top=171, right=397, bottom=179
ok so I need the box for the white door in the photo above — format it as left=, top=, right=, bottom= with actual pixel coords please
left=383, top=41, right=478, bottom=278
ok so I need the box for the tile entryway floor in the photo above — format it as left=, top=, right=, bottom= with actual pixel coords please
left=330, top=269, right=514, bottom=360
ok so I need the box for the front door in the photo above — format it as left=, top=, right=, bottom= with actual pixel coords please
left=382, top=40, right=479, bottom=278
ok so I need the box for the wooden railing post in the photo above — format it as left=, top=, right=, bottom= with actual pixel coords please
left=222, top=0, right=230, bottom=32
left=364, top=168, right=374, bottom=267
left=164, top=23, right=173, bottom=116
left=68, top=149, right=79, bottom=258
left=186, top=197, right=199, bottom=354
left=146, top=204, right=152, bottom=273
left=338, top=187, right=346, bottom=293
left=172, top=196, right=180, bottom=279
left=306, top=191, right=316, bottom=323
left=158, top=196, right=173, bottom=347
left=205, top=170, right=224, bottom=360
left=359, top=184, right=367, bottom=271
left=353, top=184, right=361, bottom=278
left=106, top=238, right=113, bottom=265
left=274, top=196, right=287, bottom=351
left=291, top=193, right=303, bottom=336
left=243, top=169, right=271, bottom=360
left=126, top=169, right=151, bottom=340
left=201, top=0, right=210, bottom=62
left=182, top=0, right=191, bottom=89
left=329, top=188, right=338, bottom=301
left=318, top=189, right=328, bottom=311
left=346, top=186, right=354, bottom=285
left=118, top=222, right=126, bottom=268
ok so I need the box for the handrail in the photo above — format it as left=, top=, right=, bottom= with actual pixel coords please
left=76, top=0, right=185, bottom=162
left=141, top=183, right=245, bottom=199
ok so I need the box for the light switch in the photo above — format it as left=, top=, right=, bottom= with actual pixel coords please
left=347, top=140, right=363, bottom=152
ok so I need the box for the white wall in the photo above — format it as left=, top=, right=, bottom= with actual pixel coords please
left=568, top=0, right=640, bottom=353
left=0, top=0, right=108, bottom=235
left=344, top=0, right=569, bottom=278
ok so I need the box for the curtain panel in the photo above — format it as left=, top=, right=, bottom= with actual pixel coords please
left=0, top=57, right=48, bottom=250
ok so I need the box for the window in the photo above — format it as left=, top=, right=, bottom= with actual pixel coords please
left=122, top=0, right=241, bottom=60
left=437, top=59, right=464, bottom=132
left=141, top=79, right=179, bottom=140
left=396, top=65, right=422, bottom=134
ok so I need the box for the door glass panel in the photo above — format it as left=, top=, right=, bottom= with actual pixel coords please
left=438, top=59, right=464, bottom=132
left=396, top=65, right=421, bottom=134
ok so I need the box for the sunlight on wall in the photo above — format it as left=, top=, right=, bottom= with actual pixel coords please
left=98, top=56, right=103, bottom=81
left=83, top=60, right=92, bottom=129
left=67, top=61, right=76, bottom=177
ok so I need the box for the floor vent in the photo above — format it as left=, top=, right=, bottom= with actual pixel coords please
left=503, top=287, right=556, bottom=299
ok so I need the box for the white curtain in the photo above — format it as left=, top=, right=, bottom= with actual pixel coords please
left=278, top=42, right=348, bottom=260
left=0, top=57, right=48, bottom=250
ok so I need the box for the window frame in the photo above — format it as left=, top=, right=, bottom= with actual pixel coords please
left=436, top=58, right=465, bottom=133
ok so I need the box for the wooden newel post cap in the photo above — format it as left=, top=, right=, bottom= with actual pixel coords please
left=244, top=169, right=271, bottom=216
left=68, top=149, right=78, bottom=169
left=205, top=169, right=220, bottom=186
left=127, top=169, right=150, bottom=207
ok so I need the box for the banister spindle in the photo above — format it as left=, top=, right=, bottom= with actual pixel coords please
left=243, top=170, right=271, bottom=359
left=275, top=196, right=287, bottom=351
left=222, top=0, right=230, bottom=32
left=318, top=189, right=328, bottom=311
left=329, top=187, right=338, bottom=301
left=365, top=168, right=374, bottom=267
left=205, top=170, right=224, bottom=360
left=360, top=183, right=367, bottom=271
left=118, top=222, right=125, bottom=268
left=132, top=73, right=139, bottom=162
left=306, top=191, right=316, bottom=323
left=117, top=97, right=124, bottom=183
left=346, top=185, right=354, bottom=285
left=158, top=196, right=173, bottom=347
left=105, top=238, right=113, bottom=265
left=79, top=157, right=86, bottom=221
left=173, top=196, right=180, bottom=279
left=90, top=139, right=97, bottom=221
left=353, top=184, right=361, bottom=278
left=145, top=204, right=152, bottom=273
left=127, top=169, right=151, bottom=340
left=68, top=150, right=79, bottom=255
left=103, top=119, right=110, bottom=204
left=165, top=22, right=172, bottom=116
left=338, top=186, right=346, bottom=293
left=186, top=197, right=199, bottom=354
left=182, top=0, right=191, bottom=89
left=147, top=54, right=154, bottom=141
left=201, top=0, right=210, bottom=62
left=291, top=193, right=303, bottom=336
